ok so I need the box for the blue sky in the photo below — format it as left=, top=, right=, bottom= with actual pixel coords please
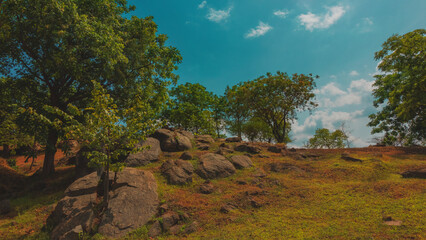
left=128, top=0, right=426, bottom=147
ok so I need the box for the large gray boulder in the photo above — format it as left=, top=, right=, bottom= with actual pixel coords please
left=152, top=129, right=192, bottom=152
left=235, top=143, right=261, bottom=154
left=195, top=135, right=215, bottom=144
left=126, top=138, right=161, bottom=166
left=49, top=168, right=158, bottom=240
left=196, top=153, right=236, bottom=179
left=161, top=159, right=194, bottom=185
left=230, top=155, right=253, bottom=169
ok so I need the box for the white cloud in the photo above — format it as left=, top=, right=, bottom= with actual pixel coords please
left=273, top=9, right=289, bottom=18
left=198, top=1, right=207, bottom=9
left=245, top=21, right=273, bottom=38
left=350, top=79, right=374, bottom=92
left=298, top=5, right=346, bottom=31
left=349, top=70, right=359, bottom=76
left=356, top=17, right=373, bottom=33
left=206, top=6, right=233, bottom=23
left=317, top=82, right=346, bottom=96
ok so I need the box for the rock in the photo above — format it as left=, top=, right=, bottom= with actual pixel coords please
left=226, top=137, right=242, bottom=142
left=62, top=225, right=83, bottom=240
left=49, top=168, right=158, bottom=240
left=289, top=148, right=297, bottom=152
left=230, top=155, right=253, bottom=169
left=176, top=129, right=194, bottom=140
left=235, top=143, right=261, bottom=154
left=236, top=180, right=247, bottom=185
left=169, top=224, right=184, bottom=235
left=252, top=168, right=267, bottom=178
left=341, top=153, right=363, bottom=163
left=268, top=163, right=304, bottom=174
left=220, top=203, right=237, bottom=213
left=197, top=144, right=210, bottom=150
left=148, top=220, right=162, bottom=238
left=184, top=221, right=198, bottom=234
left=161, top=159, right=194, bottom=185
left=401, top=168, right=426, bottom=179
left=161, top=211, right=180, bottom=231
left=179, top=152, right=193, bottom=160
left=152, top=129, right=192, bottom=152
left=267, top=146, right=282, bottom=153
left=126, top=138, right=161, bottom=167
left=248, top=197, right=263, bottom=208
left=0, top=199, right=11, bottom=215
left=196, top=153, right=236, bottom=179
left=199, top=181, right=215, bottom=194
left=195, top=135, right=215, bottom=144
left=159, top=204, right=169, bottom=214
left=383, top=216, right=402, bottom=226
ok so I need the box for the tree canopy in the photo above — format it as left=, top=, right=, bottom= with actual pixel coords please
left=307, top=128, right=348, bottom=149
left=368, top=29, right=425, bottom=146
left=0, top=0, right=181, bottom=174
left=242, top=71, right=318, bottom=143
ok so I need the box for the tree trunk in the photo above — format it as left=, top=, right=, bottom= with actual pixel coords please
left=42, top=129, right=58, bottom=175
left=2, top=144, right=10, bottom=158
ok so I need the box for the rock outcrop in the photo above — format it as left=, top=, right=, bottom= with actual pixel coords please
left=161, top=159, right=194, bottom=185
left=152, top=129, right=192, bottom=152
left=229, top=155, right=253, bottom=169
left=126, top=138, right=161, bottom=167
left=196, top=153, right=236, bottom=179
left=49, top=168, right=158, bottom=240
left=235, top=143, right=261, bottom=154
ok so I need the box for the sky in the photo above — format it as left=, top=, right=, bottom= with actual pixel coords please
left=128, top=0, right=426, bottom=147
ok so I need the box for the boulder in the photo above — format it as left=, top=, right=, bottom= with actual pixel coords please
left=126, top=138, right=161, bottom=167
left=197, top=144, right=210, bottom=150
left=148, top=220, right=162, bottom=238
left=401, top=168, right=426, bottom=179
left=267, top=145, right=282, bottom=153
left=161, top=211, right=180, bottom=231
left=196, top=153, right=236, bottom=179
left=176, top=129, right=194, bottom=140
left=199, top=181, right=215, bottom=194
left=179, top=152, right=193, bottom=160
left=161, top=159, right=194, bottom=185
left=341, top=153, right=362, bottom=163
left=230, top=155, right=253, bottom=169
left=235, top=143, right=261, bottom=154
left=195, top=135, right=215, bottom=144
left=152, top=129, right=192, bottom=152
left=49, top=168, right=158, bottom=240
left=225, top=137, right=242, bottom=142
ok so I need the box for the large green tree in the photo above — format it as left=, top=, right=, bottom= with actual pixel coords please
left=368, top=29, right=425, bottom=146
left=368, top=29, right=426, bottom=145
left=243, top=71, right=318, bottom=143
left=224, top=84, right=250, bottom=138
left=165, top=82, right=215, bottom=135
left=307, top=128, right=348, bottom=149
left=0, top=0, right=181, bottom=174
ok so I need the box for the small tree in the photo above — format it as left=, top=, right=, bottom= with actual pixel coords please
left=224, top=84, right=250, bottom=139
left=67, top=81, right=157, bottom=207
left=211, top=95, right=227, bottom=138
left=241, top=117, right=276, bottom=143
left=307, top=128, right=348, bottom=149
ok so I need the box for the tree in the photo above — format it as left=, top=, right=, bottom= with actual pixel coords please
left=241, top=117, right=275, bottom=143
left=165, top=82, right=215, bottom=135
left=243, top=71, right=318, bottom=143
left=224, top=84, right=250, bottom=138
left=307, top=128, right=348, bottom=149
left=211, top=95, right=227, bottom=138
left=66, top=81, right=157, bottom=207
left=0, top=0, right=181, bottom=174
left=368, top=29, right=425, bottom=146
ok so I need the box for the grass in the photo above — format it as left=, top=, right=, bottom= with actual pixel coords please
left=0, top=147, right=424, bottom=239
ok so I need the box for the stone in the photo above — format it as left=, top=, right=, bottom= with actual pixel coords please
left=252, top=168, right=267, bottom=178
left=234, top=143, right=261, bottom=154
left=220, top=203, right=237, bottom=213
left=176, top=129, right=194, bottom=140
left=267, top=146, right=282, bottom=153
left=341, top=153, right=363, bottom=163
left=268, top=163, right=304, bottom=174
left=225, top=137, right=242, bottom=142
left=61, top=225, right=83, bottom=240
left=401, top=168, right=426, bottom=179
left=169, top=224, right=184, bottom=235
left=0, top=199, right=11, bottom=215
left=197, top=144, right=210, bottom=150
left=199, top=181, right=215, bottom=194
left=152, top=129, right=192, bottom=152
left=230, top=155, right=253, bottom=169
left=184, top=221, right=198, bottom=234
left=179, top=152, right=193, bottom=160
left=49, top=168, right=158, bottom=240
left=148, top=220, right=162, bottom=238
left=161, top=159, right=194, bottom=185
left=196, top=153, right=236, bottom=179
left=195, top=135, right=215, bottom=144
left=126, top=138, right=161, bottom=167
left=161, top=211, right=180, bottom=231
